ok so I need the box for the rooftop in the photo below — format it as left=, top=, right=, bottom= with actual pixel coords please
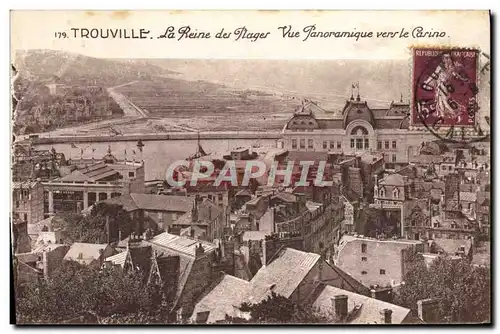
left=103, top=193, right=194, bottom=213
left=242, top=230, right=270, bottom=242
left=312, top=285, right=413, bottom=324
left=432, top=238, right=472, bottom=255
left=147, top=232, right=217, bottom=257
left=105, top=251, right=128, bottom=268
left=191, top=274, right=251, bottom=324
left=63, top=242, right=109, bottom=264
left=247, top=248, right=320, bottom=303
left=12, top=180, right=40, bottom=189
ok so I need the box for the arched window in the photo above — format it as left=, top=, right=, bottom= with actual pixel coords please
left=351, top=126, right=369, bottom=136
left=379, top=187, right=386, bottom=198
left=393, top=187, right=400, bottom=199
left=350, top=126, right=370, bottom=150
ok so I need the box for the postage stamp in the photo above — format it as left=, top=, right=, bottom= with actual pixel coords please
left=411, top=48, right=480, bottom=130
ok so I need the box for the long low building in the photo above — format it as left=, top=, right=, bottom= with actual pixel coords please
left=41, top=148, right=145, bottom=216
left=279, top=97, right=442, bottom=168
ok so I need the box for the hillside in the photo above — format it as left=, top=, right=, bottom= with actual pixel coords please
left=12, top=50, right=181, bottom=135
left=148, top=59, right=411, bottom=110
left=13, top=49, right=177, bottom=87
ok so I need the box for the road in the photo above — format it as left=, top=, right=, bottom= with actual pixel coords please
left=15, top=81, right=200, bottom=142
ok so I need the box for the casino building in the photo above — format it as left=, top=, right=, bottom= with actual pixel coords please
left=279, top=94, right=437, bottom=168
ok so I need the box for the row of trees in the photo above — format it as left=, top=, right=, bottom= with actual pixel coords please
left=395, top=254, right=491, bottom=324
left=16, top=254, right=490, bottom=324
left=53, top=202, right=159, bottom=244
left=16, top=261, right=171, bottom=324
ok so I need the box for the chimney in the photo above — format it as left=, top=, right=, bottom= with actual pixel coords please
left=331, top=295, right=348, bottom=322
left=417, top=298, right=439, bottom=323
left=191, top=198, right=198, bottom=223
left=143, top=228, right=153, bottom=241
left=195, top=243, right=205, bottom=257
left=370, top=286, right=393, bottom=303
left=380, top=309, right=392, bottom=324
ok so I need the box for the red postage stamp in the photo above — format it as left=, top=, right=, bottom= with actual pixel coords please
left=411, top=48, right=479, bottom=128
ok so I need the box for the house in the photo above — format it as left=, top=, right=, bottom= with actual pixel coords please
left=247, top=247, right=369, bottom=306
left=63, top=242, right=114, bottom=267
left=472, top=241, right=490, bottom=267
left=16, top=243, right=70, bottom=284
left=312, top=285, right=422, bottom=324
left=103, top=193, right=195, bottom=231
left=170, top=196, right=225, bottom=242
left=12, top=219, right=31, bottom=254
left=431, top=238, right=473, bottom=259
left=104, top=232, right=153, bottom=276
left=191, top=247, right=426, bottom=324
left=12, top=180, right=44, bottom=225
left=190, top=273, right=251, bottom=324
left=334, top=235, right=424, bottom=288
left=144, top=232, right=226, bottom=321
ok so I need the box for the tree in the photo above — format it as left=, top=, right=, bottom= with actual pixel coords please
left=223, top=291, right=328, bottom=324
left=16, top=260, right=171, bottom=324
left=53, top=203, right=140, bottom=244
left=394, top=254, right=490, bottom=324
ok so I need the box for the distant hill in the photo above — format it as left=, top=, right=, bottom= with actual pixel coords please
left=13, top=49, right=177, bottom=87
left=148, top=59, right=411, bottom=110
left=12, top=49, right=180, bottom=135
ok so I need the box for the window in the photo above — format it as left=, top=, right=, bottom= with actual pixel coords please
left=330, top=141, right=335, bottom=149
left=129, top=171, right=135, bottom=177
left=392, top=154, right=397, bottom=163
left=361, top=271, right=367, bottom=275
left=393, top=187, right=400, bottom=198
left=380, top=269, right=386, bottom=275
left=356, top=138, right=363, bottom=149
left=392, top=141, right=397, bottom=149
left=377, top=141, right=382, bottom=149
left=441, top=165, right=446, bottom=170
left=361, top=257, right=367, bottom=262
left=361, top=243, right=367, bottom=253
left=385, top=141, right=389, bottom=149
left=292, top=139, right=297, bottom=149
left=300, top=139, right=305, bottom=149
left=308, top=139, right=314, bottom=149
left=364, top=138, right=369, bottom=149
left=323, top=141, right=327, bottom=149
left=337, top=141, right=341, bottom=149
left=218, top=194, right=223, bottom=202
left=23, top=213, right=27, bottom=221
left=350, top=139, right=355, bottom=148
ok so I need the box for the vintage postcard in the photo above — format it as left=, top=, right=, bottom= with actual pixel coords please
left=10, top=10, right=491, bottom=325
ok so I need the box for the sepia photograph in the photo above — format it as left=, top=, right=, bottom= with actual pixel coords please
left=9, top=10, right=491, bottom=325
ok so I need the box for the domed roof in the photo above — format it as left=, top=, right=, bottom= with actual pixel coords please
left=102, top=145, right=117, bottom=164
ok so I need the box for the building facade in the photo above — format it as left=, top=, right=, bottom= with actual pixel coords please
left=12, top=180, right=45, bottom=225
left=280, top=97, right=438, bottom=168
left=41, top=149, right=145, bottom=216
